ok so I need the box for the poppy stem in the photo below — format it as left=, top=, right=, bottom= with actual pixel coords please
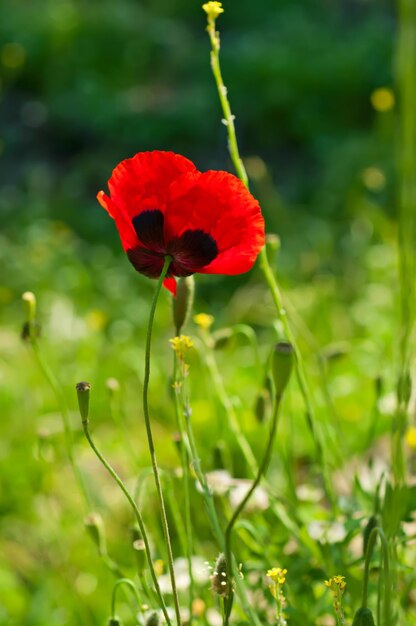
left=143, top=255, right=183, bottom=626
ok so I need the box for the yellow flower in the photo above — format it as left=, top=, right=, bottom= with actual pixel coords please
left=202, top=1, right=224, bottom=21
left=405, top=425, right=416, bottom=450
left=169, top=335, right=194, bottom=359
left=325, top=575, right=346, bottom=591
left=194, top=313, right=214, bottom=330
left=267, top=567, right=287, bottom=584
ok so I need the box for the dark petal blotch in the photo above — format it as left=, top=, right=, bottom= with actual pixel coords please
left=132, top=210, right=165, bottom=251
left=167, top=229, right=218, bottom=276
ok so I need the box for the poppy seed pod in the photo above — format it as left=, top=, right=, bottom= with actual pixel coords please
left=173, top=276, right=194, bottom=333
left=145, top=611, right=160, bottom=626
left=352, top=607, right=376, bottom=626
left=76, top=381, right=91, bottom=422
left=363, top=515, right=378, bottom=557
left=272, top=342, right=294, bottom=398
left=84, top=512, right=106, bottom=554
left=211, top=552, right=231, bottom=598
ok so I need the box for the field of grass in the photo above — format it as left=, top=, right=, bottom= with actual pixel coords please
left=1, top=1, right=415, bottom=625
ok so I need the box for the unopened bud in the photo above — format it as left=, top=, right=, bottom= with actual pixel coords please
left=397, top=371, right=411, bottom=404
left=173, top=276, right=194, bottom=334
left=145, top=611, right=160, bottom=626
left=211, top=552, right=231, bottom=598
left=21, top=291, right=41, bottom=342
left=84, top=512, right=107, bottom=555
left=22, top=291, right=36, bottom=322
left=265, top=234, right=280, bottom=252
left=213, top=328, right=233, bottom=350
left=76, top=381, right=91, bottom=422
left=363, top=515, right=378, bottom=557
left=352, top=607, right=376, bottom=626
left=133, top=539, right=146, bottom=570
left=106, top=377, right=120, bottom=394
left=108, top=618, right=121, bottom=626
left=272, top=342, right=294, bottom=398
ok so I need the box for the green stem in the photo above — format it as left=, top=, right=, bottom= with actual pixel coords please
left=223, top=392, right=282, bottom=626
left=395, top=0, right=416, bottom=486
left=200, top=335, right=258, bottom=477
left=173, top=354, right=195, bottom=625
left=111, top=578, right=142, bottom=620
left=205, top=14, right=334, bottom=504
left=361, top=527, right=391, bottom=626
left=30, top=340, right=92, bottom=509
left=182, top=398, right=262, bottom=626
left=81, top=418, right=172, bottom=626
left=142, top=256, right=182, bottom=626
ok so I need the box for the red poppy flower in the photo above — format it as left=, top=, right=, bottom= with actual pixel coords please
left=97, top=151, right=264, bottom=295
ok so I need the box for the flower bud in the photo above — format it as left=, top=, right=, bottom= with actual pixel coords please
left=133, top=539, right=146, bottom=572
left=84, top=512, right=107, bottom=555
left=363, top=515, right=378, bottom=557
left=21, top=291, right=41, bottom=342
left=272, top=342, right=294, bottom=398
left=210, top=553, right=231, bottom=598
left=22, top=291, right=36, bottom=322
left=108, top=618, right=121, bottom=626
left=145, top=611, right=160, bottom=626
left=76, top=381, right=91, bottom=422
left=352, top=607, right=376, bottom=626
left=173, top=276, right=194, bottom=334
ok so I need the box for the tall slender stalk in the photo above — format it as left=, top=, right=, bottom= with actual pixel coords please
left=204, top=7, right=334, bottom=503
left=172, top=353, right=194, bottom=625
left=395, top=0, right=416, bottom=486
left=142, top=255, right=182, bottom=626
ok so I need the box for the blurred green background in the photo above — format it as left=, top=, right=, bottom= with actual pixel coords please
left=2, top=1, right=412, bottom=625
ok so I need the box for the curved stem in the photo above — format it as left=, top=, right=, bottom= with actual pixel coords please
left=142, top=256, right=182, bottom=626
left=111, top=578, right=142, bottom=620
left=81, top=419, right=172, bottom=626
left=223, top=392, right=283, bottom=626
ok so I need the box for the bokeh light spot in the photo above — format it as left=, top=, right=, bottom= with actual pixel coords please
left=371, top=87, right=395, bottom=112
left=1, top=42, right=26, bottom=69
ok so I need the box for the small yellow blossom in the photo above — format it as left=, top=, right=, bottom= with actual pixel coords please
left=405, top=425, right=416, bottom=450
left=202, top=1, right=224, bottom=20
left=194, top=313, right=214, bottom=330
left=267, top=567, right=288, bottom=625
left=325, top=575, right=346, bottom=623
left=267, top=567, right=287, bottom=585
left=169, top=335, right=194, bottom=360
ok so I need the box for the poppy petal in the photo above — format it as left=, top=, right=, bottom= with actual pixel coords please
left=107, top=151, right=196, bottom=222
left=164, top=170, right=264, bottom=274
left=97, top=190, right=139, bottom=251
left=163, top=277, right=177, bottom=296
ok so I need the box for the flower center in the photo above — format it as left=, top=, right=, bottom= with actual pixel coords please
left=128, top=209, right=218, bottom=278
